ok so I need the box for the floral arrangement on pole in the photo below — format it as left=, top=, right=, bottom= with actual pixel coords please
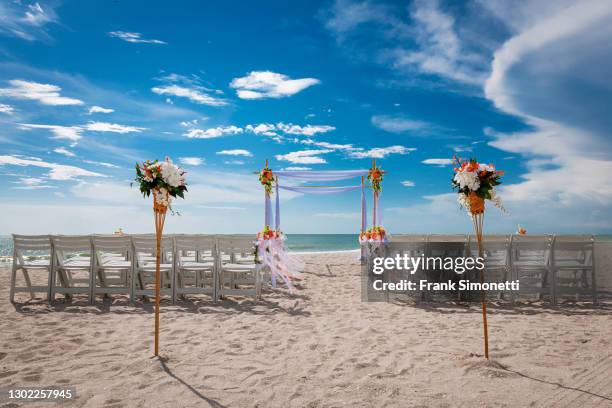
left=367, top=163, right=385, bottom=193
left=133, top=156, right=187, bottom=358
left=359, top=226, right=387, bottom=243
left=134, top=157, right=187, bottom=212
left=259, top=165, right=274, bottom=195
left=451, top=156, right=505, bottom=215
left=451, top=155, right=504, bottom=361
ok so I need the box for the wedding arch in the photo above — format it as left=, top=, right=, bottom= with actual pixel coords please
left=256, top=159, right=385, bottom=233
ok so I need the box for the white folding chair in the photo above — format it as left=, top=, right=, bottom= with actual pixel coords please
left=425, top=234, right=469, bottom=300
left=92, top=234, right=133, bottom=304
left=552, top=235, right=596, bottom=304
left=131, top=234, right=174, bottom=302
left=468, top=235, right=512, bottom=300
left=10, top=234, right=53, bottom=302
left=50, top=235, right=94, bottom=302
left=216, top=236, right=260, bottom=300
left=174, top=234, right=216, bottom=301
left=510, top=235, right=554, bottom=302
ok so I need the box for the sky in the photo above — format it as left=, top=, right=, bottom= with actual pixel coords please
left=0, top=0, right=611, bottom=235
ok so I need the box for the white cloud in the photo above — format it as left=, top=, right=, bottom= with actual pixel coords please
left=88, top=105, right=114, bottom=114
left=108, top=31, right=166, bottom=44
left=275, top=149, right=332, bottom=164
left=324, top=0, right=487, bottom=86
left=281, top=166, right=312, bottom=171
left=349, top=145, right=415, bottom=159
left=422, top=158, right=452, bottom=165
left=0, top=103, right=14, bottom=114
left=230, top=71, right=320, bottom=99
left=401, top=180, right=415, bottom=187
left=0, top=80, right=84, bottom=105
left=184, top=126, right=243, bottom=139
left=300, top=139, right=357, bottom=150
left=480, top=0, right=612, bottom=220
left=275, top=123, right=335, bottom=136
left=216, top=149, right=253, bottom=157
left=18, top=123, right=83, bottom=142
left=178, top=157, right=204, bottom=166
left=0, top=1, right=58, bottom=41
left=244, top=123, right=278, bottom=136
left=152, top=84, right=227, bottom=107
left=54, top=147, right=75, bottom=157
left=371, top=115, right=435, bottom=134
left=224, top=160, right=245, bottom=165
left=84, top=121, right=145, bottom=133
left=0, top=155, right=106, bottom=180
left=83, top=160, right=119, bottom=169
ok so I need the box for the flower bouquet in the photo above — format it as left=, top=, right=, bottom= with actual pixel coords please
left=259, top=165, right=274, bottom=195
left=367, top=164, right=385, bottom=193
left=451, top=156, right=504, bottom=216
left=256, top=225, right=284, bottom=241
left=134, top=157, right=187, bottom=213
left=359, top=226, right=388, bottom=243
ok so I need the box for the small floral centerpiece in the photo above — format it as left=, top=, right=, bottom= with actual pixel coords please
left=451, top=156, right=505, bottom=216
left=259, top=165, right=274, bottom=195
left=368, top=164, right=385, bottom=193
left=256, top=225, right=284, bottom=240
left=517, top=225, right=527, bottom=235
left=134, top=157, right=187, bottom=212
left=359, top=226, right=387, bottom=243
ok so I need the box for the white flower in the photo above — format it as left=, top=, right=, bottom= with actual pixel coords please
left=457, top=193, right=471, bottom=213
left=159, top=157, right=184, bottom=188
left=154, top=187, right=172, bottom=207
left=489, top=189, right=508, bottom=214
left=453, top=170, right=480, bottom=191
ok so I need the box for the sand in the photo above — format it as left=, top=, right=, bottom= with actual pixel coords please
left=1, top=251, right=612, bottom=408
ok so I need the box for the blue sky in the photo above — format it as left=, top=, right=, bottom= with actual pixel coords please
left=1, top=0, right=611, bottom=234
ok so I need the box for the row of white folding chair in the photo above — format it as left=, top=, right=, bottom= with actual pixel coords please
left=10, top=234, right=260, bottom=304
left=386, top=234, right=596, bottom=303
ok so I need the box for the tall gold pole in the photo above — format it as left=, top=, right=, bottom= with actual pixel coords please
left=472, top=212, right=489, bottom=359
left=153, top=191, right=167, bottom=357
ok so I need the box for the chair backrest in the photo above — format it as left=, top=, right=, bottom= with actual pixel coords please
left=552, top=235, right=595, bottom=266
left=511, top=235, right=553, bottom=265
left=12, top=234, right=52, bottom=265
left=51, top=235, right=93, bottom=265
left=427, top=234, right=468, bottom=258
left=216, top=236, right=255, bottom=257
left=92, top=234, right=133, bottom=251
left=174, top=234, right=216, bottom=252
left=92, top=234, right=133, bottom=264
left=131, top=234, right=174, bottom=264
left=51, top=235, right=92, bottom=252
left=131, top=234, right=174, bottom=251
left=468, top=235, right=511, bottom=266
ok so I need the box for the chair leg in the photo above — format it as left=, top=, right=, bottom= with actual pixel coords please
left=22, top=269, right=35, bottom=299
left=9, top=265, right=18, bottom=303
left=591, top=268, right=598, bottom=304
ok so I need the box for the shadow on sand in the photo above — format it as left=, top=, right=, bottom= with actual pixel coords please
left=11, top=289, right=311, bottom=317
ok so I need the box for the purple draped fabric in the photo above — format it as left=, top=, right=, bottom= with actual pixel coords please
left=274, top=170, right=368, bottom=181
left=275, top=181, right=280, bottom=230
left=278, top=185, right=362, bottom=195
left=265, top=192, right=272, bottom=227
left=361, top=182, right=367, bottom=231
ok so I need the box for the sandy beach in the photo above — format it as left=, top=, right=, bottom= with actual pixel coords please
left=1, top=251, right=612, bottom=408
